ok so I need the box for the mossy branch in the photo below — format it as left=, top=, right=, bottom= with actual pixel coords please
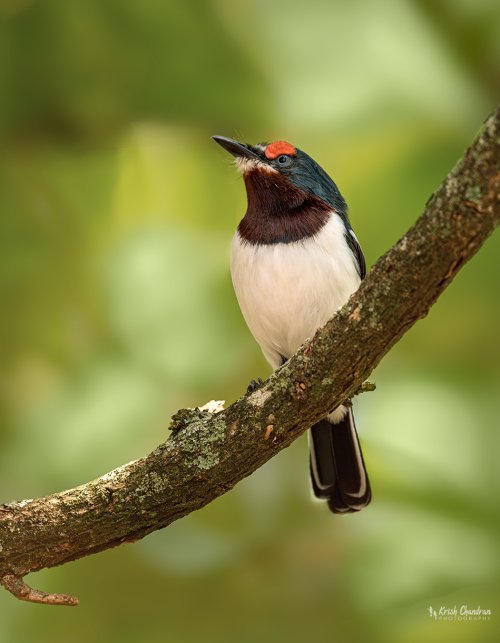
left=1, top=107, right=499, bottom=607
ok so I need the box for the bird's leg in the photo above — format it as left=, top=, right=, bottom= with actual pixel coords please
left=246, top=378, right=264, bottom=394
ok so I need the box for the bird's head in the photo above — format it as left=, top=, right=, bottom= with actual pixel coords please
left=212, top=135, right=347, bottom=221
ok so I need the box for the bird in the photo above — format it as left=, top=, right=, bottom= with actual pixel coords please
left=212, top=135, right=371, bottom=514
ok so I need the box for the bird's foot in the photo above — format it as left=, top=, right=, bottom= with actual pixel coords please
left=246, top=378, right=264, bottom=394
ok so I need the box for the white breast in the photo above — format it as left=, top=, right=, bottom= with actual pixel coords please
left=230, top=214, right=361, bottom=369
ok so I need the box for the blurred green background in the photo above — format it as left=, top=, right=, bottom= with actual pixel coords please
left=0, top=0, right=499, bottom=641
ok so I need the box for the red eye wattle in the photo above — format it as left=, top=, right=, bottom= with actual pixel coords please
left=265, top=141, right=297, bottom=160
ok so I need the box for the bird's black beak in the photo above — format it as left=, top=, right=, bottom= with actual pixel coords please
left=212, top=135, right=261, bottom=161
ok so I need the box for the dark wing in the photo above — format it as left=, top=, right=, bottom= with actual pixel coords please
left=345, top=228, right=366, bottom=280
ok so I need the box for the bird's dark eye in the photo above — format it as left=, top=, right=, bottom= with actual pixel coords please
left=277, top=154, right=292, bottom=167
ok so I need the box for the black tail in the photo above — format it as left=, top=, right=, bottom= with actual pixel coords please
left=309, top=409, right=371, bottom=514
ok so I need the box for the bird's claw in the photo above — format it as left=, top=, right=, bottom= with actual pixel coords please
left=246, top=378, right=264, bottom=394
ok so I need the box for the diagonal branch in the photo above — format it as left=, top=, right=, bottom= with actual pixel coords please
left=1, top=107, right=499, bottom=606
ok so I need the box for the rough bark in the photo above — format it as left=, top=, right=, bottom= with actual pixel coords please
left=1, top=107, right=499, bottom=606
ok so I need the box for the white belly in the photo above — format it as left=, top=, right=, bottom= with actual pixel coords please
left=230, top=214, right=361, bottom=369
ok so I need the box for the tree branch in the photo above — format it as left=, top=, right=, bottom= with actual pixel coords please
left=1, top=107, right=499, bottom=606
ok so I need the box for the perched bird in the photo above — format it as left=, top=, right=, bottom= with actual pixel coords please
left=213, top=135, right=371, bottom=514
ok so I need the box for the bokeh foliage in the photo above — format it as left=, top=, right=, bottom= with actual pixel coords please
left=0, top=1, right=499, bottom=642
